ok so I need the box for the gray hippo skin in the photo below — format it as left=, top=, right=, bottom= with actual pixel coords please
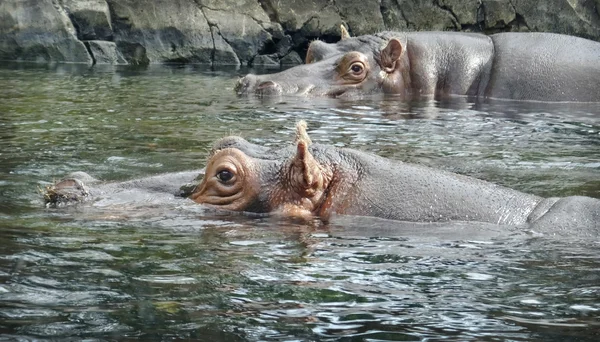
left=236, top=31, right=600, bottom=102
left=44, top=170, right=203, bottom=207
left=45, top=123, right=599, bottom=236
left=190, top=122, right=600, bottom=235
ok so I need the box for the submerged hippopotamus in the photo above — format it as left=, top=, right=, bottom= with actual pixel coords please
left=43, top=170, right=202, bottom=207
left=236, top=30, right=600, bottom=102
left=45, top=122, right=599, bottom=235
left=189, top=121, right=599, bottom=234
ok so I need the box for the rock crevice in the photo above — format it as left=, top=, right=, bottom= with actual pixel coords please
left=0, top=0, right=598, bottom=65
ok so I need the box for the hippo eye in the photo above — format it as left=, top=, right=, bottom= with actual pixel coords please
left=216, top=169, right=234, bottom=184
left=350, top=62, right=364, bottom=74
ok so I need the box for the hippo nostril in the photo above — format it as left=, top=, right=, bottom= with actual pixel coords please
left=234, top=77, right=248, bottom=94
left=235, top=74, right=257, bottom=95
left=255, top=80, right=282, bottom=96
left=257, top=81, right=277, bottom=90
left=235, top=75, right=281, bottom=96
left=234, top=77, right=243, bottom=88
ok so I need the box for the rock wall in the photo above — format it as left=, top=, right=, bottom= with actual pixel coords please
left=1, top=0, right=599, bottom=66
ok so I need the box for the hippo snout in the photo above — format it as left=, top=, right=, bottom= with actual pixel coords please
left=44, top=177, right=91, bottom=206
left=255, top=81, right=282, bottom=96
left=235, top=75, right=282, bottom=96
left=234, top=74, right=257, bottom=95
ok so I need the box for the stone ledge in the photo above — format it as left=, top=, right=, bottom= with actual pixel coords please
left=0, top=0, right=598, bottom=65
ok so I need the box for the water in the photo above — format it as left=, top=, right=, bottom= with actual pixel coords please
left=0, top=63, right=599, bottom=341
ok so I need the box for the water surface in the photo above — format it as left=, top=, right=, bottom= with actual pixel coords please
left=0, top=63, right=599, bottom=341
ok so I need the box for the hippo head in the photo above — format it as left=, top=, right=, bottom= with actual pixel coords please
left=190, top=121, right=355, bottom=220
left=43, top=172, right=97, bottom=206
left=235, top=31, right=410, bottom=97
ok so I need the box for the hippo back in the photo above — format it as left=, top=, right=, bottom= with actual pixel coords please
left=325, top=146, right=542, bottom=225
left=486, top=32, right=600, bottom=102
left=403, top=31, right=495, bottom=97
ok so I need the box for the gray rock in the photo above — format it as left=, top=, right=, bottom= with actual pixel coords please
left=59, top=0, right=113, bottom=40
left=0, top=0, right=599, bottom=65
left=337, top=0, right=386, bottom=35
left=511, top=0, right=600, bottom=39
left=211, top=26, right=241, bottom=66
left=203, top=8, right=271, bottom=65
left=199, top=0, right=274, bottom=65
left=280, top=51, right=303, bottom=65
left=482, top=0, right=516, bottom=28
left=380, top=0, right=409, bottom=30
left=0, top=0, right=92, bottom=63
left=106, top=0, right=217, bottom=64
left=199, top=0, right=271, bottom=23
left=252, top=54, right=280, bottom=67
left=85, top=40, right=127, bottom=64
left=263, top=22, right=286, bottom=40
left=389, top=0, right=459, bottom=31
left=263, top=0, right=344, bottom=35
left=275, top=35, right=293, bottom=57
left=439, top=0, right=480, bottom=26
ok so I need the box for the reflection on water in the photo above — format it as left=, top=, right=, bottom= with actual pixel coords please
left=0, top=63, right=599, bottom=341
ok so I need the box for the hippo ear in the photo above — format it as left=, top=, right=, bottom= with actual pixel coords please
left=379, top=38, right=403, bottom=73
left=290, top=140, right=325, bottom=195
left=288, top=121, right=326, bottom=195
left=340, top=24, right=350, bottom=40
left=294, top=120, right=312, bottom=145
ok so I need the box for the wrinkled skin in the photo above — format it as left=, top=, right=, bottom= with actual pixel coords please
left=236, top=31, right=600, bottom=102
left=44, top=170, right=203, bottom=207
left=44, top=124, right=600, bottom=236
left=191, top=122, right=600, bottom=235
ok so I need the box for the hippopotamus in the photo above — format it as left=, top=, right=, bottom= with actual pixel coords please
left=43, top=170, right=202, bottom=207
left=236, top=30, right=600, bottom=102
left=188, top=121, right=600, bottom=235
left=44, top=122, right=600, bottom=235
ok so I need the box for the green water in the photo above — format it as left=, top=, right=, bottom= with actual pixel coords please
left=0, top=63, right=599, bottom=341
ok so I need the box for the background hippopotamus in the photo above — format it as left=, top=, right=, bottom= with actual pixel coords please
left=189, top=121, right=600, bottom=235
left=236, top=31, right=600, bottom=102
